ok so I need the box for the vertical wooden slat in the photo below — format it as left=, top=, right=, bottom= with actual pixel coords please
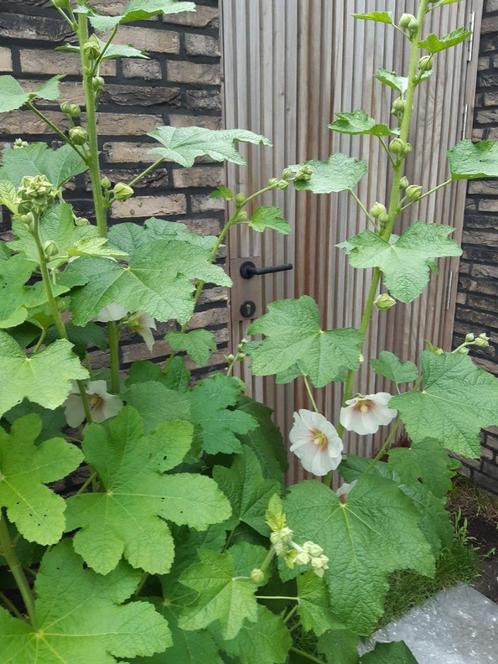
left=221, top=0, right=482, bottom=483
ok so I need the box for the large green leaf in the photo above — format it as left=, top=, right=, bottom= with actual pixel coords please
left=0, top=541, right=171, bottom=663
left=297, top=572, right=341, bottom=637
left=0, top=143, right=87, bottom=188
left=0, top=415, right=82, bottom=544
left=0, top=181, right=18, bottom=213
left=329, top=110, right=397, bottom=137
left=388, top=438, right=454, bottom=499
left=284, top=477, right=434, bottom=634
left=89, top=0, right=196, bottom=31
left=0, top=75, right=62, bottom=113
left=62, top=235, right=231, bottom=326
left=247, top=296, right=362, bottom=388
left=352, top=10, right=393, bottom=24
left=292, top=154, right=367, bottom=194
left=65, top=407, right=231, bottom=575
left=124, top=381, right=191, bottom=432
left=317, top=629, right=359, bottom=664
left=213, top=447, right=280, bottom=535
left=248, top=206, right=291, bottom=234
left=360, top=641, right=417, bottom=663
left=375, top=68, right=408, bottom=94
left=448, top=139, right=498, bottom=179
left=189, top=374, right=258, bottom=454
left=0, top=256, right=36, bottom=329
left=370, top=351, right=418, bottom=385
left=223, top=605, right=291, bottom=664
left=179, top=549, right=258, bottom=640
left=166, top=329, right=217, bottom=366
left=419, top=27, right=471, bottom=53
left=148, top=126, right=271, bottom=168
left=340, top=223, right=461, bottom=303
left=391, top=351, right=498, bottom=458
left=0, top=333, right=88, bottom=418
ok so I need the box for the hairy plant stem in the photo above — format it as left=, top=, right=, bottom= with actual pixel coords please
left=127, top=159, right=165, bottom=189
left=0, top=513, right=36, bottom=624
left=77, top=13, right=122, bottom=393
left=303, top=374, right=319, bottom=412
left=340, top=0, right=430, bottom=414
left=32, top=221, right=93, bottom=422
left=289, top=647, right=325, bottom=664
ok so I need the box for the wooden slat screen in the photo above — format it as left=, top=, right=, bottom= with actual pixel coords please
left=221, top=0, right=482, bottom=483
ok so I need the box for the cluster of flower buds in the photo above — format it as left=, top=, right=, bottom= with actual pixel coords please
left=457, top=332, right=491, bottom=354
left=69, top=126, right=88, bottom=146
left=399, top=12, right=419, bottom=36
left=17, top=174, right=58, bottom=218
left=265, top=494, right=329, bottom=578
left=369, top=201, right=389, bottom=227
left=13, top=138, right=29, bottom=150
left=391, top=96, right=406, bottom=118
left=83, top=35, right=101, bottom=61
left=61, top=101, right=81, bottom=118
left=389, top=138, right=412, bottom=159
left=224, top=338, right=248, bottom=369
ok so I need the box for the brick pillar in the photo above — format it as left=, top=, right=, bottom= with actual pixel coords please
left=454, top=0, right=498, bottom=493
left=0, top=0, right=229, bottom=374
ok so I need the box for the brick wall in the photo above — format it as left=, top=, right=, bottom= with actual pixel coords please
left=454, top=0, right=498, bottom=494
left=0, top=0, right=229, bottom=375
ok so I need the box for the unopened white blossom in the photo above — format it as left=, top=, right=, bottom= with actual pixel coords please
left=94, top=303, right=128, bottom=323
left=289, top=409, right=343, bottom=477
left=64, top=380, right=123, bottom=428
left=270, top=526, right=294, bottom=554
left=336, top=481, right=357, bottom=501
left=127, top=312, right=157, bottom=351
left=340, top=393, right=396, bottom=436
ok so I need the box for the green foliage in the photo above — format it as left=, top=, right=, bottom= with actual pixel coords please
left=370, top=351, right=418, bottom=384
left=375, top=67, right=409, bottom=94
left=329, top=110, right=397, bottom=137
left=0, top=541, right=171, bottom=663
left=0, top=143, right=87, bottom=187
left=392, top=351, right=498, bottom=458
left=352, top=11, right=393, bottom=24
left=340, top=222, right=461, bottom=303
left=166, top=329, right=217, bottom=366
left=0, top=75, right=62, bottom=113
left=248, top=206, right=291, bottom=234
left=247, top=296, right=362, bottom=388
left=317, top=629, right=359, bottom=664
left=0, top=414, right=82, bottom=544
left=88, top=0, right=197, bottom=32
left=65, top=407, right=231, bottom=574
left=0, top=333, right=88, bottom=417
left=223, top=605, right=292, bottom=663
left=148, top=126, right=271, bottom=167
left=297, top=571, right=340, bottom=636
left=448, top=139, right=498, bottom=179
left=360, top=641, right=417, bottom=663
left=419, top=27, right=471, bottom=53
left=291, top=154, right=367, bottom=193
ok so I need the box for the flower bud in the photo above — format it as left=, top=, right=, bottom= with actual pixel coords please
left=225, top=353, right=235, bottom=363
left=458, top=347, right=470, bottom=355
left=378, top=212, right=390, bottom=225
left=408, top=18, right=419, bottom=32
left=405, top=184, right=423, bottom=201
left=83, top=36, right=101, bottom=60
left=267, top=178, right=279, bottom=187
left=100, top=176, right=111, bottom=189
left=18, top=174, right=58, bottom=216
left=13, top=138, right=29, bottom=150
left=281, top=167, right=294, bottom=180
left=374, top=293, right=396, bottom=311
left=69, top=126, right=88, bottom=146
left=61, top=101, right=80, bottom=117
left=465, top=333, right=475, bottom=343
left=112, top=182, right=134, bottom=201
left=418, top=55, right=433, bottom=72
left=370, top=202, right=387, bottom=218
left=237, top=211, right=248, bottom=222
left=277, top=179, right=289, bottom=190
left=17, top=212, right=36, bottom=229
left=399, top=13, right=416, bottom=29
left=43, top=240, right=58, bottom=259
left=475, top=333, right=490, bottom=348
left=403, top=142, right=413, bottom=155
left=75, top=216, right=89, bottom=226
left=400, top=176, right=410, bottom=190
left=250, top=568, right=265, bottom=584
left=92, top=76, right=105, bottom=93
left=294, top=551, right=311, bottom=566
left=392, top=99, right=406, bottom=117
left=389, top=138, right=405, bottom=155
left=235, top=192, right=246, bottom=207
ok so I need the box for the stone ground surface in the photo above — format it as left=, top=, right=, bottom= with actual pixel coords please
left=366, top=585, right=498, bottom=663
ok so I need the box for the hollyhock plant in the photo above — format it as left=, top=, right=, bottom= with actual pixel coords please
left=126, top=311, right=157, bottom=351
left=340, top=392, right=397, bottom=435
left=64, top=380, right=123, bottom=427
left=289, top=409, right=343, bottom=476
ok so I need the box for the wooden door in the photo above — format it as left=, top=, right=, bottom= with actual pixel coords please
left=221, top=0, right=482, bottom=483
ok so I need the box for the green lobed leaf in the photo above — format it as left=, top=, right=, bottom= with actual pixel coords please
left=125, top=380, right=191, bottom=432
left=0, top=414, right=82, bottom=545
left=448, top=139, right=498, bottom=179
left=0, top=181, right=18, bottom=213
left=419, top=27, right=471, bottom=53
left=0, top=75, right=62, bottom=113
left=89, top=0, right=196, bottom=31
left=360, top=641, right=417, bottom=663
left=0, top=540, right=171, bottom=663
left=222, top=605, right=292, bottom=664
left=247, top=296, right=362, bottom=388
left=0, top=333, right=88, bottom=418
left=391, top=351, right=498, bottom=458
left=375, top=67, right=408, bottom=94
left=125, top=359, right=191, bottom=392
left=109, top=218, right=217, bottom=254
left=370, top=351, right=418, bottom=384
left=317, top=629, right=359, bottom=664
left=340, top=222, right=462, bottom=303
left=0, top=255, right=36, bottom=329
left=297, top=571, right=342, bottom=637
left=166, top=329, right=217, bottom=366
left=0, top=143, right=87, bottom=188
left=248, top=206, right=291, bottom=234
left=189, top=374, right=258, bottom=454
left=147, top=126, right=271, bottom=168
left=178, top=548, right=258, bottom=640
left=213, top=447, right=280, bottom=535
left=284, top=477, right=434, bottom=634
left=352, top=10, right=393, bottom=24
left=291, top=154, right=367, bottom=194
left=388, top=438, right=454, bottom=499
left=57, top=39, right=148, bottom=61
left=65, top=407, right=230, bottom=575
left=329, top=110, right=397, bottom=137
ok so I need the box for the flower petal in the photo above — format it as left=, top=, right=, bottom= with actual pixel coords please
left=64, top=393, right=85, bottom=428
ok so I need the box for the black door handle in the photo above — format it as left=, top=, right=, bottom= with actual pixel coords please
left=240, top=260, right=293, bottom=279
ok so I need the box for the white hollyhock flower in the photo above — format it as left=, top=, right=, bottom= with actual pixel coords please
left=64, top=380, right=123, bottom=428
left=94, top=303, right=128, bottom=322
left=289, top=409, right=343, bottom=477
left=127, top=311, right=157, bottom=351
left=340, top=392, right=396, bottom=435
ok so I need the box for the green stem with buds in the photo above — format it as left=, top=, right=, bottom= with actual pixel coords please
left=340, top=0, right=430, bottom=412
left=26, top=101, right=87, bottom=162
left=400, top=177, right=452, bottom=211
left=0, top=512, right=36, bottom=625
